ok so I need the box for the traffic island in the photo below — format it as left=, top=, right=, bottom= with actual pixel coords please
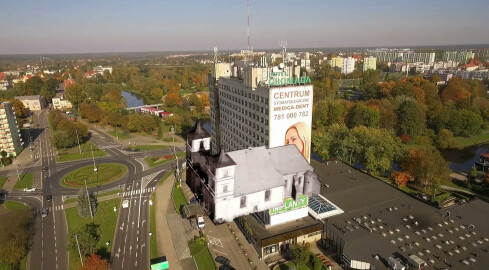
left=60, top=163, right=127, bottom=188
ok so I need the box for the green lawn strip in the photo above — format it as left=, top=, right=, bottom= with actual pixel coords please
left=64, top=189, right=122, bottom=205
left=108, top=130, right=132, bottom=139
left=19, top=256, right=27, bottom=270
left=188, top=240, right=217, bottom=270
left=13, top=173, right=34, bottom=190
left=454, top=130, right=489, bottom=148
left=65, top=198, right=120, bottom=270
left=0, top=177, right=7, bottom=189
left=172, top=182, right=187, bottom=214
left=3, top=200, right=29, bottom=210
left=129, top=144, right=169, bottom=151
left=57, top=142, right=107, bottom=162
left=162, top=136, right=183, bottom=143
left=145, top=152, right=185, bottom=168
left=61, top=163, right=127, bottom=188
left=150, top=192, right=158, bottom=259
left=433, top=192, right=451, bottom=203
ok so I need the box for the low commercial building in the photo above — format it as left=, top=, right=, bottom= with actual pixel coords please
left=140, top=107, right=173, bottom=117
left=0, top=101, right=23, bottom=156
left=312, top=160, right=489, bottom=270
left=15, top=95, right=46, bottom=111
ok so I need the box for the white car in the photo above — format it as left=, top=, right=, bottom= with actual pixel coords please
left=23, top=187, right=36, bottom=192
left=122, top=199, right=129, bottom=208
left=197, top=216, right=205, bottom=229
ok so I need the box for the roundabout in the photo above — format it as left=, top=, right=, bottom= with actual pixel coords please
left=60, top=163, right=128, bottom=188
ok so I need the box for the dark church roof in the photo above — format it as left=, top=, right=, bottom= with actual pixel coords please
left=187, top=119, right=210, bottom=140
left=214, top=148, right=236, bottom=168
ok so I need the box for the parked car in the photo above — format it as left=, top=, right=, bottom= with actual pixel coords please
left=197, top=216, right=205, bottom=229
left=215, top=256, right=231, bottom=265
left=41, top=208, right=48, bottom=218
left=24, top=187, right=36, bottom=192
left=46, top=195, right=52, bottom=201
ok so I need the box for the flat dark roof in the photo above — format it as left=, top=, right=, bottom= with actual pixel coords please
left=241, top=214, right=322, bottom=247
left=311, top=160, right=489, bottom=270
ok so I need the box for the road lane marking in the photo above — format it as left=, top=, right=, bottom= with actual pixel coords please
left=213, top=249, right=228, bottom=256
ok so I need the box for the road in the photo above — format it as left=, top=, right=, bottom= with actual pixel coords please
left=4, top=109, right=183, bottom=269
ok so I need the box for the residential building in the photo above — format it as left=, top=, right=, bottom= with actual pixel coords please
left=15, top=95, right=46, bottom=111
left=330, top=57, right=343, bottom=69
left=52, top=93, right=72, bottom=110
left=374, top=49, right=435, bottom=65
left=0, top=101, right=23, bottom=156
left=0, top=81, right=10, bottom=91
left=63, top=79, right=75, bottom=90
left=403, top=52, right=436, bottom=65
left=475, top=48, right=489, bottom=60
left=342, top=57, right=356, bottom=74
left=443, top=51, right=475, bottom=65
left=209, top=58, right=313, bottom=162
left=363, top=56, right=377, bottom=71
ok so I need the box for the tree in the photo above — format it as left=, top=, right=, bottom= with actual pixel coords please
left=77, top=189, right=97, bottom=218
left=446, top=109, right=484, bottom=137
left=441, top=77, right=472, bottom=108
left=390, top=171, right=412, bottom=187
left=0, top=150, right=7, bottom=158
left=396, top=100, right=426, bottom=137
left=164, top=91, right=182, bottom=107
left=436, top=129, right=456, bottom=149
left=78, top=254, right=110, bottom=270
left=346, top=102, right=380, bottom=128
left=188, top=94, right=201, bottom=106
left=66, top=83, right=87, bottom=110
left=10, top=99, right=29, bottom=118
left=0, top=209, right=32, bottom=268
left=289, top=243, right=310, bottom=267
left=401, top=147, right=451, bottom=191
left=70, top=223, right=100, bottom=257
left=468, top=165, right=478, bottom=183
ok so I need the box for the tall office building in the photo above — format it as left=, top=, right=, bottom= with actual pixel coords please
left=363, top=56, right=377, bottom=71
left=443, top=51, right=475, bottom=65
left=0, top=101, right=23, bottom=156
left=209, top=57, right=313, bottom=162
left=341, top=57, right=356, bottom=74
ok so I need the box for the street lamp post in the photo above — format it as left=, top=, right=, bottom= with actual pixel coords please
left=90, top=144, right=97, bottom=173
left=75, top=130, right=82, bottom=154
left=84, top=179, right=94, bottom=220
left=75, top=234, right=83, bottom=266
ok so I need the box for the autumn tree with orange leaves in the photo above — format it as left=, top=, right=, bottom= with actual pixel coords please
left=390, top=171, right=413, bottom=187
left=78, top=254, right=109, bottom=270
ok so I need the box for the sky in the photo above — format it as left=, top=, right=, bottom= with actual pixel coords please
left=1, top=0, right=488, bottom=54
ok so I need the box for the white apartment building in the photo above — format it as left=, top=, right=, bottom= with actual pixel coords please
left=443, top=51, right=475, bottom=65
left=209, top=59, right=313, bottom=162
left=52, top=96, right=72, bottom=110
left=341, top=57, right=356, bottom=74
left=363, top=56, right=377, bottom=71
left=0, top=101, right=23, bottom=156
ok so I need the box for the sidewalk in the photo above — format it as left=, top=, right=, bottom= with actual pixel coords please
left=154, top=173, right=197, bottom=270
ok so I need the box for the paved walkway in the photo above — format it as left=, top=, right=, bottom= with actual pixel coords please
left=154, top=173, right=197, bottom=270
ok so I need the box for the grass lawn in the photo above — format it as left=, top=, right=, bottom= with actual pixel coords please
left=162, top=136, right=183, bottom=143
left=65, top=198, right=120, bottom=270
left=274, top=261, right=311, bottom=270
left=145, top=152, right=185, bottom=168
left=0, top=177, right=7, bottom=189
left=454, top=130, right=489, bottom=148
left=128, top=144, right=169, bottom=151
left=172, top=182, right=187, bottom=214
left=3, top=201, right=28, bottom=210
left=57, top=142, right=106, bottom=162
left=63, top=189, right=122, bottom=205
left=61, top=163, right=127, bottom=188
left=433, top=192, right=452, bottom=203
left=13, top=173, right=34, bottom=190
left=188, top=240, right=217, bottom=270
left=108, top=130, right=132, bottom=139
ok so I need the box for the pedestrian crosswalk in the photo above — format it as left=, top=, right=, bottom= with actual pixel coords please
left=48, top=205, right=64, bottom=212
left=123, top=187, right=156, bottom=196
left=33, top=152, right=56, bottom=159
left=99, top=144, right=122, bottom=150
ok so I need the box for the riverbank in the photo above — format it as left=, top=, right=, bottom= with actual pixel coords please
left=453, top=130, right=489, bottom=149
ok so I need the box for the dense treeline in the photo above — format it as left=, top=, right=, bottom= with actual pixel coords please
left=311, top=63, right=489, bottom=191
left=48, top=110, right=88, bottom=149
left=0, top=207, right=33, bottom=270
left=0, top=76, right=58, bottom=101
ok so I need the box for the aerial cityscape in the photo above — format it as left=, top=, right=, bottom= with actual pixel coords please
left=1, top=1, right=489, bottom=270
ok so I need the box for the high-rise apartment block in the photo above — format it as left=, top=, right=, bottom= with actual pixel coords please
left=373, top=50, right=435, bottom=65
left=0, top=101, right=23, bottom=156
left=363, top=56, right=377, bottom=71
left=209, top=58, right=313, bottom=162
left=330, top=57, right=343, bottom=69
left=443, top=51, right=475, bottom=65
left=341, top=57, right=356, bottom=74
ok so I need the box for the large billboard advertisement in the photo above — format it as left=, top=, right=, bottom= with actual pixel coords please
left=268, top=84, right=313, bottom=162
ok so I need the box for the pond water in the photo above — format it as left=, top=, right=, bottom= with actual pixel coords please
left=440, top=143, right=489, bottom=172
left=122, top=91, right=145, bottom=108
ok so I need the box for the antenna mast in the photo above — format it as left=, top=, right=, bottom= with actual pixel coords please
left=247, top=0, right=250, bottom=52
left=280, top=40, right=287, bottom=65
